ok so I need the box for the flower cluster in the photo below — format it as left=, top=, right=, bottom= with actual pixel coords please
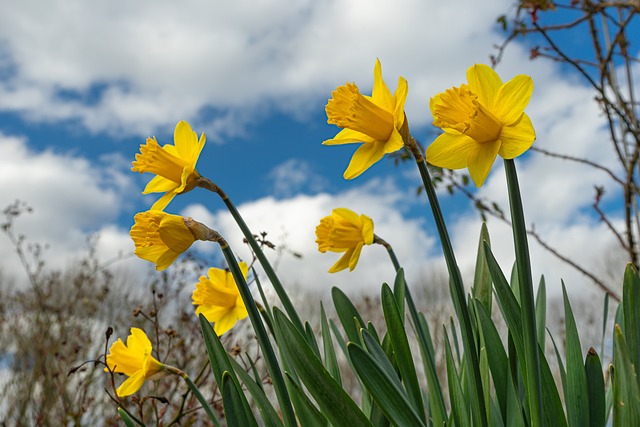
left=112, top=60, right=536, bottom=400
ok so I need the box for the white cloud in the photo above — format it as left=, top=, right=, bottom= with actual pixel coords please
left=0, top=0, right=510, bottom=138
left=0, top=132, right=145, bottom=283
left=267, top=158, right=327, bottom=197
left=0, top=0, right=631, bottom=304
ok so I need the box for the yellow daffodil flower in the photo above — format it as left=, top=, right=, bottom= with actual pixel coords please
left=105, top=328, right=166, bottom=397
left=192, top=262, right=249, bottom=336
left=130, top=210, right=196, bottom=270
left=315, top=208, right=374, bottom=272
left=324, top=59, right=408, bottom=179
left=427, top=64, right=536, bottom=187
left=132, top=120, right=206, bottom=210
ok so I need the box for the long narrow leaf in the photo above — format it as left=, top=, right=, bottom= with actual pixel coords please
left=562, top=283, right=589, bottom=427
left=381, top=283, right=426, bottom=421
left=584, top=348, right=605, bottom=427
left=535, top=276, right=546, bottom=350
left=612, top=324, right=640, bottom=425
left=348, top=342, right=426, bottom=427
left=444, top=327, right=471, bottom=427
left=622, top=263, right=640, bottom=371
left=273, top=308, right=373, bottom=427
left=221, top=371, right=259, bottom=427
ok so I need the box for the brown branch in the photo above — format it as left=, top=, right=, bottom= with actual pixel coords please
left=530, top=146, right=625, bottom=186
left=528, top=226, right=621, bottom=301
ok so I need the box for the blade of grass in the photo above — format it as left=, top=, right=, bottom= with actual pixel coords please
left=561, top=283, right=589, bottom=427
left=504, top=159, right=543, bottom=427
left=273, top=308, right=373, bottom=427
left=381, top=283, right=426, bottom=421
left=584, top=348, right=605, bottom=427
left=348, top=342, right=426, bottom=427
left=221, top=371, right=259, bottom=427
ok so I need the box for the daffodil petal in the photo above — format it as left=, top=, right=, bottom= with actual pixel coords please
left=106, top=339, right=142, bottom=375
left=129, top=328, right=152, bottom=350
left=426, top=133, right=476, bottom=169
left=467, top=140, right=501, bottom=187
left=150, top=192, right=175, bottom=211
left=343, top=141, right=386, bottom=180
left=323, top=128, right=373, bottom=145
left=361, top=215, right=374, bottom=244
left=214, top=312, right=240, bottom=336
left=383, top=129, right=404, bottom=154
left=328, top=249, right=353, bottom=273
left=116, top=370, right=146, bottom=397
left=174, top=121, right=199, bottom=160
left=333, top=208, right=361, bottom=224
left=372, top=58, right=393, bottom=112
left=466, top=64, right=502, bottom=106
left=493, top=75, right=533, bottom=125
left=143, top=175, right=178, bottom=194
left=498, top=114, right=536, bottom=159
left=154, top=249, right=181, bottom=271
left=348, top=242, right=365, bottom=271
left=393, top=77, right=408, bottom=129
left=158, top=216, right=194, bottom=253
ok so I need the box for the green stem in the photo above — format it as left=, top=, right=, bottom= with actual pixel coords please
left=218, top=242, right=298, bottom=427
left=178, top=371, right=222, bottom=427
left=504, top=158, right=544, bottom=427
left=197, top=177, right=305, bottom=334
left=404, top=134, right=487, bottom=427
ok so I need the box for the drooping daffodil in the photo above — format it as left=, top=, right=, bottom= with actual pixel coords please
left=130, top=210, right=196, bottom=271
left=324, top=59, right=408, bottom=179
left=315, top=208, right=374, bottom=273
left=427, top=64, right=535, bottom=187
left=192, top=262, right=249, bottom=336
left=105, top=328, right=167, bottom=397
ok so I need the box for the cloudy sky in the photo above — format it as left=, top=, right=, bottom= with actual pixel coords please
left=0, top=0, right=633, bottom=301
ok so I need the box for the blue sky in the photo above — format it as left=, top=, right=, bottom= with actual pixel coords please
left=0, top=0, right=634, bottom=298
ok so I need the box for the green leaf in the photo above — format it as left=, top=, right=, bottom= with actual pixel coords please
left=117, top=408, right=140, bottom=427
left=381, top=283, right=426, bottom=421
left=484, top=243, right=567, bottom=427
left=222, top=371, right=259, bottom=427
left=332, top=287, right=366, bottom=344
left=600, top=293, right=609, bottom=359
left=475, top=300, right=508, bottom=424
left=535, top=276, right=546, bottom=350
left=321, top=302, right=342, bottom=386
left=284, top=372, right=329, bottom=426
left=273, top=308, right=373, bottom=427
left=622, top=263, right=640, bottom=371
left=562, top=283, right=589, bottom=427
left=361, top=328, right=403, bottom=392
left=415, top=310, right=447, bottom=427
left=227, top=358, right=283, bottom=427
left=612, top=324, right=640, bottom=425
left=305, top=321, right=321, bottom=359
left=473, top=222, right=493, bottom=313
left=199, top=314, right=234, bottom=388
left=393, top=269, right=407, bottom=319
left=348, top=343, right=426, bottom=427
left=584, top=348, right=605, bottom=427
left=444, top=327, right=471, bottom=427
left=198, top=315, right=261, bottom=421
